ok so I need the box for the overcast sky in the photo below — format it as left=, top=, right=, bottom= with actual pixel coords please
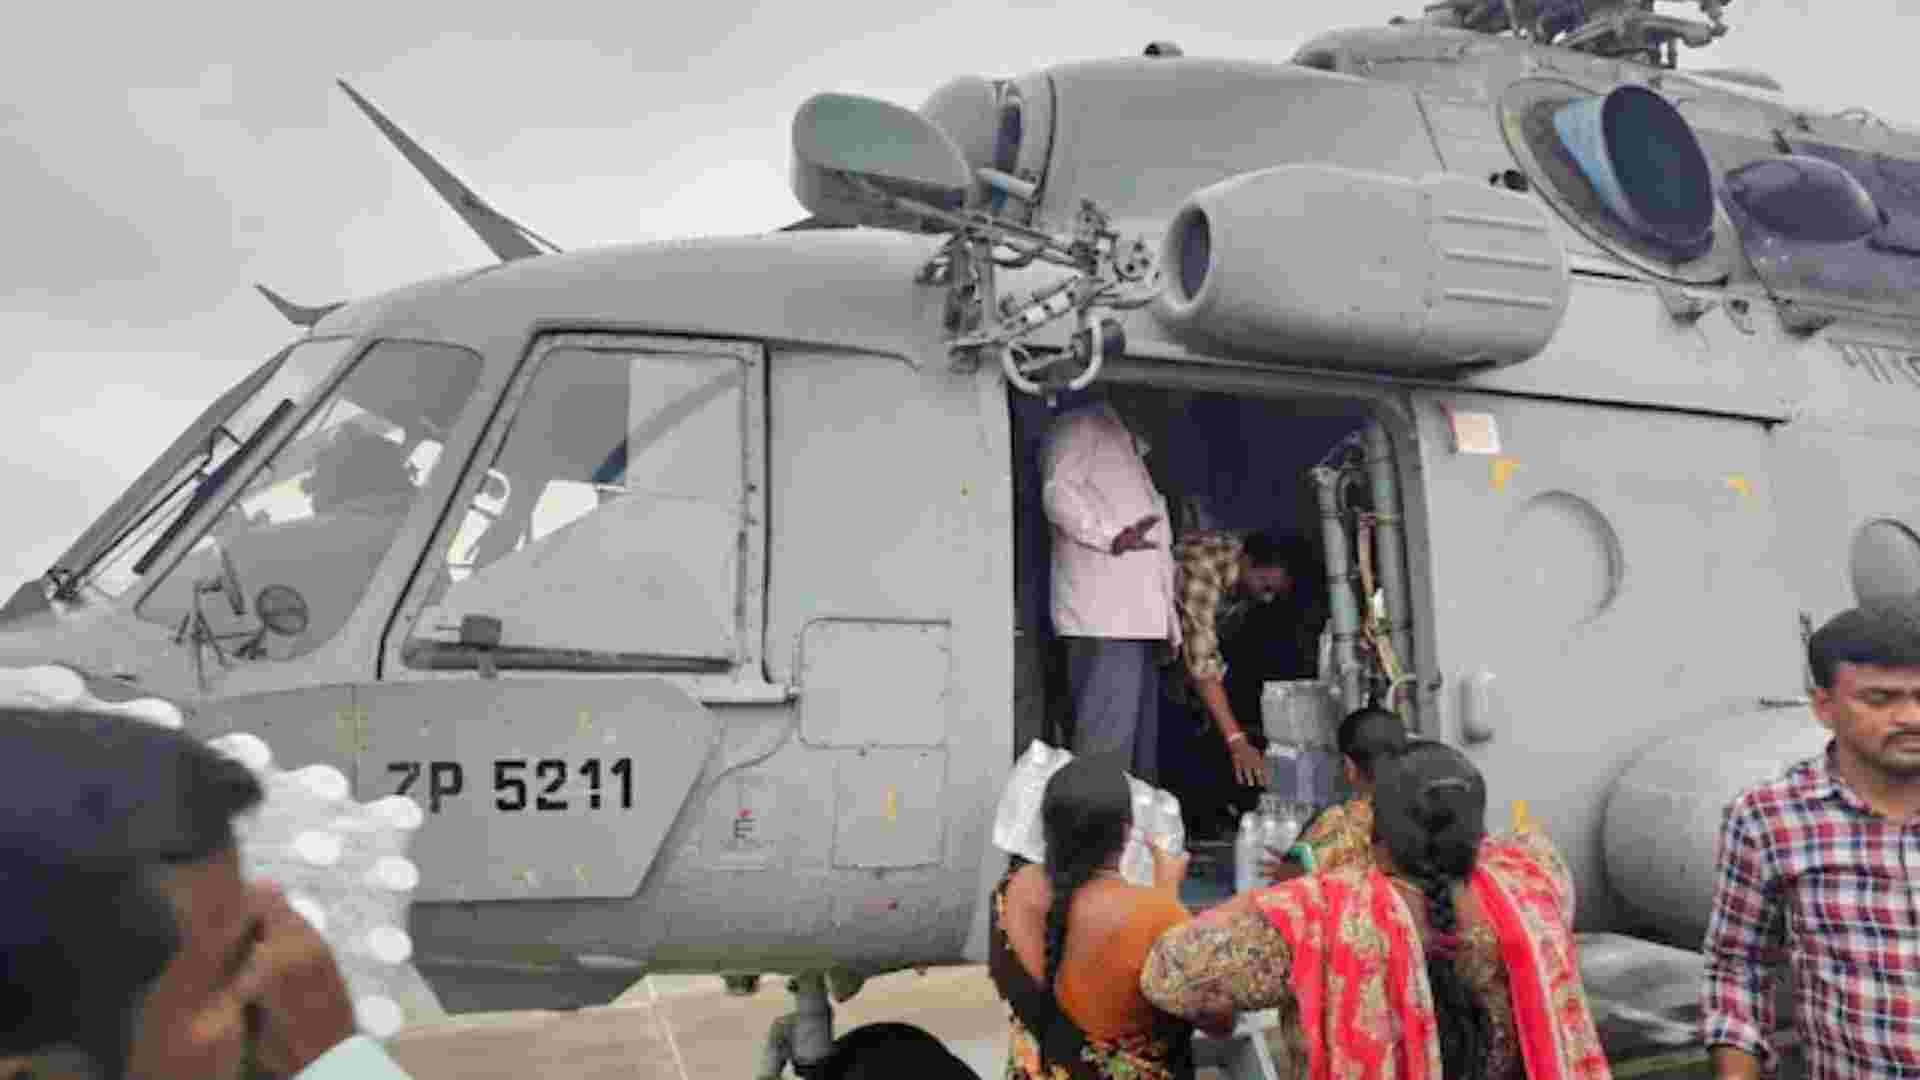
left=0, top=0, right=1900, bottom=590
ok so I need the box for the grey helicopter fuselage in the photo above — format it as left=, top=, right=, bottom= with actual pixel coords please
left=7, top=11, right=1920, bottom=1018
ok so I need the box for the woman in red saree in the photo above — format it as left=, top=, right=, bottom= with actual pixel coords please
left=1141, top=740, right=1610, bottom=1079
left=989, top=755, right=1204, bottom=1080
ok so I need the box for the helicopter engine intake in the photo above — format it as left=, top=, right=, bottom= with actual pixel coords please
left=1153, top=165, right=1572, bottom=374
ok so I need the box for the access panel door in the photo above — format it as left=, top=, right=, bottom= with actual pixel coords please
left=350, top=677, right=719, bottom=902
left=1410, top=391, right=1801, bottom=930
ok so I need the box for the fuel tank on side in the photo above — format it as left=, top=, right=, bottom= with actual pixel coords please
left=1602, top=704, right=1828, bottom=947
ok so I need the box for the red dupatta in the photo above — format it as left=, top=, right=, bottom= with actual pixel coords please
left=1254, top=834, right=1610, bottom=1080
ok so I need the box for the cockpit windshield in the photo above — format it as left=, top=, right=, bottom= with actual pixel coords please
left=76, top=337, right=357, bottom=599
left=134, top=339, right=484, bottom=664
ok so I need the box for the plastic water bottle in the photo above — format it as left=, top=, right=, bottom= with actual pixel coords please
left=1234, top=812, right=1260, bottom=894
left=1295, top=746, right=1321, bottom=805
left=1119, top=828, right=1154, bottom=886
left=353, top=994, right=406, bottom=1039
left=208, top=732, right=275, bottom=773
left=993, top=741, right=1065, bottom=862
left=1261, top=808, right=1301, bottom=858
left=991, top=742, right=1041, bottom=852
left=365, top=856, right=421, bottom=892
left=1115, top=777, right=1153, bottom=885
left=1267, top=742, right=1309, bottom=803
left=1154, top=790, right=1185, bottom=856
left=1129, top=777, right=1157, bottom=833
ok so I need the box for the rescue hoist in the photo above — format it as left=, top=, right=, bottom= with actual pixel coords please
left=854, top=171, right=1165, bottom=397
left=789, top=92, right=1165, bottom=398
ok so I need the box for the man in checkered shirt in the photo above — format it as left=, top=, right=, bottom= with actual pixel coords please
left=1702, top=600, right=1920, bottom=1078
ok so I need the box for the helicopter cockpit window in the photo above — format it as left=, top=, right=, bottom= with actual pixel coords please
left=1723, top=155, right=1880, bottom=244
left=80, top=336, right=355, bottom=600
left=133, top=340, right=484, bottom=664
left=406, top=342, right=748, bottom=669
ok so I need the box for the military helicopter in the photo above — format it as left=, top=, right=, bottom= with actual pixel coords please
left=4, top=0, right=1914, bottom=1072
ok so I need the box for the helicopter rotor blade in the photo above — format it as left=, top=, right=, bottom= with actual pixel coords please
left=336, top=79, right=557, bottom=262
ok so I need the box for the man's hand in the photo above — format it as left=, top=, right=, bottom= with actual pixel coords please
left=1228, top=737, right=1265, bottom=787
left=237, top=883, right=358, bottom=1076
left=1199, top=681, right=1266, bottom=787
left=1149, top=842, right=1190, bottom=895
left=1109, top=514, right=1161, bottom=555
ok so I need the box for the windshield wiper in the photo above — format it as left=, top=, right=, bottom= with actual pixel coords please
left=131, top=398, right=296, bottom=578
left=60, top=428, right=243, bottom=599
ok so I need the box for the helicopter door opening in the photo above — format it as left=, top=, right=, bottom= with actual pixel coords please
left=1011, top=384, right=1414, bottom=849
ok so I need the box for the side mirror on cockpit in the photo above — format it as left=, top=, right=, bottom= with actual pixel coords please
left=789, top=92, right=975, bottom=233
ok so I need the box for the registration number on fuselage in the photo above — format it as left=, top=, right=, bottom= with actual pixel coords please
left=386, top=758, right=637, bottom=813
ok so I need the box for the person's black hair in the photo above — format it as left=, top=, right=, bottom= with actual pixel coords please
left=0, top=708, right=265, bottom=1077
left=1337, top=706, right=1408, bottom=782
left=1240, top=529, right=1318, bottom=575
left=1807, top=599, right=1920, bottom=689
left=1371, top=740, right=1491, bottom=1080
left=816, top=1022, right=980, bottom=1080
left=1038, top=755, right=1132, bottom=991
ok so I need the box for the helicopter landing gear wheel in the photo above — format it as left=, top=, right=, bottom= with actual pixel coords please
left=759, top=972, right=834, bottom=1080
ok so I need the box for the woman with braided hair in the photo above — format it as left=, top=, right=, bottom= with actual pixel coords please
left=989, top=754, right=1202, bottom=1080
left=1141, top=740, right=1610, bottom=1079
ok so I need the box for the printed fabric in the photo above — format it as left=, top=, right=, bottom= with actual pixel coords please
left=1171, top=529, right=1249, bottom=686
left=1300, top=797, right=1377, bottom=876
left=1142, top=829, right=1609, bottom=1080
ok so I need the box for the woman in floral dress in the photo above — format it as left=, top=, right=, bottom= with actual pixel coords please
left=1143, top=740, right=1610, bottom=1080
left=1261, top=706, right=1408, bottom=883
left=989, top=755, right=1210, bottom=1080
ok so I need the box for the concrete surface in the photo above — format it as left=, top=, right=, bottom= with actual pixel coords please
left=385, top=967, right=1020, bottom=1080
left=383, top=956, right=1789, bottom=1079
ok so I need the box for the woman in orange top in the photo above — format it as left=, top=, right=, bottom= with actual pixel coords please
left=990, top=755, right=1206, bottom=1080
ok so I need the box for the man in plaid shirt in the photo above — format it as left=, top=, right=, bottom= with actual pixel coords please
left=1701, top=600, right=1920, bottom=1078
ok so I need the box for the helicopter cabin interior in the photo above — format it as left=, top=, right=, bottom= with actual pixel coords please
left=1008, top=379, right=1396, bottom=860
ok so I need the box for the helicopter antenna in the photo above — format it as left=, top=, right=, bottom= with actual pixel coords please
left=253, top=284, right=344, bottom=328
left=336, top=79, right=562, bottom=262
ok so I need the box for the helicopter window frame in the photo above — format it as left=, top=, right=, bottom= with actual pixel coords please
left=55, top=346, right=293, bottom=602
left=72, top=336, right=362, bottom=603
left=387, top=331, right=769, bottom=683
left=119, top=333, right=371, bottom=613
left=127, top=336, right=489, bottom=663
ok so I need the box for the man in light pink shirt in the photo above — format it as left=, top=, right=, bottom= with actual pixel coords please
left=1041, top=394, right=1179, bottom=783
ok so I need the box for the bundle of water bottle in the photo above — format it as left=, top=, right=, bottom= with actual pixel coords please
left=991, top=740, right=1184, bottom=887
left=207, top=731, right=444, bottom=1038
left=0, top=663, right=441, bottom=1039
left=1231, top=738, right=1339, bottom=894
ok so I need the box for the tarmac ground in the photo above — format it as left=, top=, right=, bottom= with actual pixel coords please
left=385, top=968, right=1020, bottom=1080
left=383, top=949, right=1799, bottom=1080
